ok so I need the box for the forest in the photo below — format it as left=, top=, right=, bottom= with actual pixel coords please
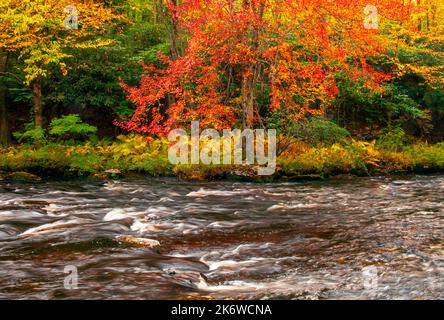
left=1, top=0, right=444, bottom=180
left=0, top=0, right=444, bottom=302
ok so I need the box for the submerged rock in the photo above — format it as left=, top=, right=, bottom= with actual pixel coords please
left=116, top=235, right=160, bottom=248
left=0, top=225, right=19, bottom=240
left=330, top=174, right=356, bottom=180
left=105, top=169, right=122, bottom=176
left=6, top=172, right=41, bottom=182
left=164, top=269, right=209, bottom=290
left=20, top=218, right=94, bottom=237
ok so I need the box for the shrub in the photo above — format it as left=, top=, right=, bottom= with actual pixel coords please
left=49, top=114, right=97, bottom=142
left=288, top=117, right=350, bottom=146
left=1, top=135, right=444, bottom=179
left=377, top=126, right=409, bottom=151
left=13, top=123, right=47, bottom=146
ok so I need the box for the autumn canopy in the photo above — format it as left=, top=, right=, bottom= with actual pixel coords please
left=117, top=0, right=419, bottom=136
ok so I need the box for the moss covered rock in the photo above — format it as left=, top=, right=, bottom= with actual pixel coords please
left=6, top=172, right=42, bottom=182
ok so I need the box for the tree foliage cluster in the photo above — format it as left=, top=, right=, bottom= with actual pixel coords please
left=0, top=0, right=443, bottom=148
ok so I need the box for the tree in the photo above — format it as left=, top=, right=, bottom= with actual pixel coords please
left=0, top=49, right=8, bottom=146
left=118, top=0, right=418, bottom=136
left=330, top=0, right=444, bottom=132
left=0, top=0, right=120, bottom=128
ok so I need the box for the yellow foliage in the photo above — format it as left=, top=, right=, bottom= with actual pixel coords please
left=0, top=0, right=123, bottom=83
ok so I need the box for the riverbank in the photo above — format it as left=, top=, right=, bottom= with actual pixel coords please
left=1, top=135, right=444, bottom=182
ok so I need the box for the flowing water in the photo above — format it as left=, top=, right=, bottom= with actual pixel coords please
left=0, top=175, right=443, bottom=299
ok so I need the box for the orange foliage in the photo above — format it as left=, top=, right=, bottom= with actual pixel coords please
left=118, top=0, right=420, bottom=136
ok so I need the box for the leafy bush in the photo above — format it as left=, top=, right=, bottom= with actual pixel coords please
left=377, top=126, right=409, bottom=151
left=289, top=117, right=350, bottom=146
left=2, top=134, right=444, bottom=179
left=49, top=114, right=97, bottom=142
left=279, top=139, right=444, bottom=178
left=0, top=135, right=172, bottom=177
left=281, top=140, right=379, bottom=177
left=13, top=123, right=47, bottom=146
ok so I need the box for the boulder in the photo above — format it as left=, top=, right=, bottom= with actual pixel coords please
left=115, top=235, right=160, bottom=249
left=6, top=172, right=42, bottom=182
left=105, top=169, right=122, bottom=175
left=330, top=174, right=355, bottom=180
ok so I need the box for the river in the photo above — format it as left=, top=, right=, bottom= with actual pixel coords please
left=0, top=175, right=443, bottom=299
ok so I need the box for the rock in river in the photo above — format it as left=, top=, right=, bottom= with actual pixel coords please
left=105, top=169, right=122, bottom=177
left=6, top=172, right=42, bottom=182
left=116, top=235, right=161, bottom=248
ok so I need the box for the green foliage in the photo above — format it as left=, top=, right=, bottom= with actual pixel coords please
left=135, top=43, right=170, bottom=66
left=0, top=135, right=172, bottom=177
left=0, top=66, right=32, bottom=104
left=377, top=126, right=409, bottom=151
left=424, top=89, right=444, bottom=113
left=43, top=1, right=169, bottom=121
left=408, top=143, right=444, bottom=169
left=12, top=115, right=97, bottom=146
left=13, top=123, right=47, bottom=145
left=379, top=84, right=423, bottom=120
left=45, top=46, right=144, bottom=119
left=280, top=140, right=444, bottom=178
left=334, top=77, right=423, bottom=128
left=49, top=114, right=97, bottom=142
left=288, top=117, right=350, bottom=146
left=1, top=135, right=444, bottom=180
left=44, top=19, right=169, bottom=122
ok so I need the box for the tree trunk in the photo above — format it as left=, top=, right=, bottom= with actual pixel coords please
left=168, top=0, right=180, bottom=60
left=240, top=0, right=264, bottom=129
left=241, top=65, right=256, bottom=129
left=0, top=50, right=8, bottom=147
left=32, top=77, right=44, bottom=127
left=161, top=0, right=181, bottom=60
left=161, top=1, right=180, bottom=111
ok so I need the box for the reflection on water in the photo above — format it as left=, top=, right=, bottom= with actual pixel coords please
left=0, top=175, right=443, bottom=299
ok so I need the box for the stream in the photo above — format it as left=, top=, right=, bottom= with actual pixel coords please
left=0, top=175, right=443, bottom=299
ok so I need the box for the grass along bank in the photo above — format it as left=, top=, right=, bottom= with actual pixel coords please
left=1, top=134, right=444, bottom=181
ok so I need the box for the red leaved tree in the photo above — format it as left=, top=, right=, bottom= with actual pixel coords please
left=118, top=0, right=418, bottom=136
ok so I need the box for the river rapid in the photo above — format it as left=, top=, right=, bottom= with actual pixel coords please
left=0, top=175, right=443, bottom=299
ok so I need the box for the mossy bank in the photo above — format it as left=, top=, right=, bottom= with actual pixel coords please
left=1, top=135, right=444, bottom=182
